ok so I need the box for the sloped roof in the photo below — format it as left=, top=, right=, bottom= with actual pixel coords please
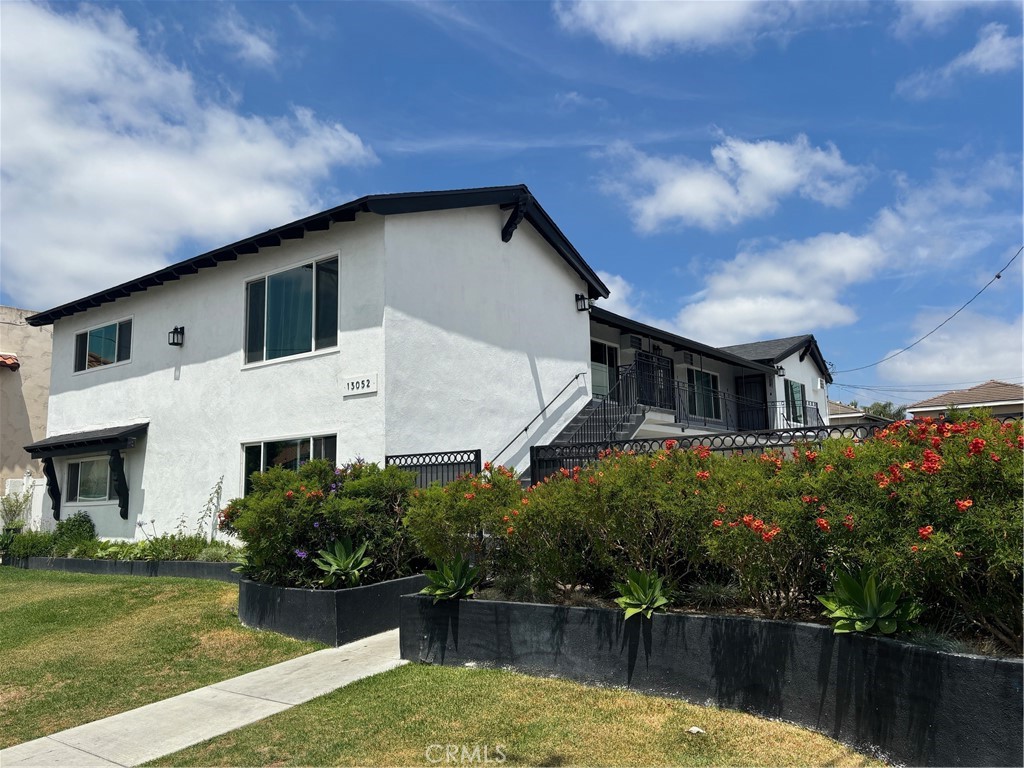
left=590, top=307, right=776, bottom=374
left=828, top=401, right=862, bottom=417
left=0, top=354, right=20, bottom=371
left=721, top=335, right=832, bottom=383
left=27, top=185, right=609, bottom=327
left=907, top=380, right=1024, bottom=411
left=25, top=423, right=149, bottom=459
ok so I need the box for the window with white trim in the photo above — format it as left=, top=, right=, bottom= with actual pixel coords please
left=74, top=319, right=132, bottom=372
left=66, top=457, right=116, bottom=503
left=245, top=256, right=338, bottom=364
left=242, top=435, right=338, bottom=494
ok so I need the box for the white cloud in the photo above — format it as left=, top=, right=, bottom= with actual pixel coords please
left=0, top=4, right=376, bottom=310
left=213, top=6, right=278, bottom=69
left=555, top=90, right=608, bottom=111
left=896, top=23, right=1022, bottom=99
left=600, top=157, right=1020, bottom=347
left=594, top=271, right=653, bottom=321
left=878, top=311, right=1024, bottom=387
left=606, top=134, right=865, bottom=233
left=553, top=0, right=802, bottom=55
left=670, top=232, right=882, bottom=345
left=890, top=1, right=995, bottom=38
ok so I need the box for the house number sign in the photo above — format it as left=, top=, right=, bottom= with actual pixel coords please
left=343, top=373, right=378, bottom=396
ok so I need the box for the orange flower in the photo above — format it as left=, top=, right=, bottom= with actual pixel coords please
left=911, top=545, right=918, bottom=552
left=712, top=519, right=723, bottom=527
left=696, top=470, right=710, bottom=481
left=506, top=526, right=514, bottom=535
left=954, top=499, right=973, bottom=512
left=464, top=492, right=476, bottom=500
left=918, top=525, right=933, bottom=540
left=824, top=464, right=834, bottom=473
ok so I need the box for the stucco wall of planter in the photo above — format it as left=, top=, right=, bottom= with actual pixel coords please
left=8, top=556, right=239, bottom=582
left=240, top=574, right=428, bottom=646
left=399, top=596, right=1023, bottom=768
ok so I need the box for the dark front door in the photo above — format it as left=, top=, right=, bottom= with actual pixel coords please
left=636, top=351, right=674, bottom=410
left=735, top=374, right=768, bottom=430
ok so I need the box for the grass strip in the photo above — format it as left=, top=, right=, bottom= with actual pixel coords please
left=151, top=663, right=881, bottom=767
left=0, top=567, right=320, bottom=748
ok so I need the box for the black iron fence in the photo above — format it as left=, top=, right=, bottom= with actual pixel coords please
left=385, top=449, right=481, bottom=488
left=531, top=424, right=880, bottom=486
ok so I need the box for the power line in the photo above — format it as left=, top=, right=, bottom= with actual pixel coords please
left=833, top=376, right=1024, bottom=393
left=834, top=246, right=1023, bottom=374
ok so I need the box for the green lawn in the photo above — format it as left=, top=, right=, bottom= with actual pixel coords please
left=151, top=664, right=881, bottom=767
left=0, top=567, right=320, bottom=748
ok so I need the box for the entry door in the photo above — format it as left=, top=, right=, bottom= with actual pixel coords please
left=590, top=340, right=618, bottom=399
left=735, top=375, right=768, bottom=430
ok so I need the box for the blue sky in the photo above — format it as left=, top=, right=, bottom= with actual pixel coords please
left=1, top=1, right=1021, bottom=405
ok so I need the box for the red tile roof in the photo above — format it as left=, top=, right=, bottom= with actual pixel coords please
left=908, top=380, right=1024, bottom=411
left=0, top=354, right=20, bottom=371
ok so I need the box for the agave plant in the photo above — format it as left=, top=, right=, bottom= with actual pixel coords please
left=614, top=569, right=670, bottom=620
left=313, top=537, right=372, bottom=588
left=817, top=568, right=922, bottom=635
left=420, top=555, right=482, bottom=603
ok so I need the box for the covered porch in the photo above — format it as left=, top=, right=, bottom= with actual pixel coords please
left=587, top=308, right=821, bottom=440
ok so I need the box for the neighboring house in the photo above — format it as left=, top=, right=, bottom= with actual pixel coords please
left=719, top=335, right=833, bottom=429
left=0, top=306, right=52, bottom=493
left=24, top=184, right=833, bottom=538
left=827, top=401, right=889, bottom=426
left=906, top=380, right=1024, bottom=421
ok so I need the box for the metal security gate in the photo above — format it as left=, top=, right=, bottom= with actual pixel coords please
left=385, top=449, right=481, bottom=488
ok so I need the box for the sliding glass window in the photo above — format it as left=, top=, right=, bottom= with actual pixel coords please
left=245, top=256, right=338, bottom=364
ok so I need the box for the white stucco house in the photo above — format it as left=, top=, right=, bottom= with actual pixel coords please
left=25, top=184, right=832, bottom=538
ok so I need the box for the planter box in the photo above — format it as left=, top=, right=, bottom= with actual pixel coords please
left=240, top=574, right=428, bottom=646
left=400, top=596, right=1023, bottom=768
left=9, top=556, right=239, bottom=583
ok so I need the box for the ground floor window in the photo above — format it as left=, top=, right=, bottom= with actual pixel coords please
left=687, top=368, right=722, bottom=420
left=242, top=434, right=337, bottom=494
left=66, top=457, right=116, bottom=502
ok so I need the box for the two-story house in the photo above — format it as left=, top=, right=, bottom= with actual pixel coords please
left=24, top=185, right=832, bottom=538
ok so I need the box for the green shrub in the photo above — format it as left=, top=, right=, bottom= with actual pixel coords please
left=414, top=416, right=1023, bottom=652
left=420, top=555, right=482, bottom=603
left=8, top=531, right=55, bottom=559
left=223, top=459, right=422, bottom=587
left=52, top=512, right=96, bottom=556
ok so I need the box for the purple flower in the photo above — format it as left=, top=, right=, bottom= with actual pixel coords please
left=313, top=522, right=320, bottom=529
left=330, top=483, right=337, bottom=491
left=334, top=468, right=342, bottom=475
left=294, top=548, right=308, bottom=560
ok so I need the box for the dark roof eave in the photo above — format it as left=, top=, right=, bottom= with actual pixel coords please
left=24, top=423, right=150, bottom=459
left=590, top=307, right=776, bottom=374
left=27, top=185, right=608, bottom=326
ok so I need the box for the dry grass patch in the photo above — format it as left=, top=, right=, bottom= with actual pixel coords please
left=0, top=568, right=320, bottom=749
left=151, top=664, right=881, bottom=767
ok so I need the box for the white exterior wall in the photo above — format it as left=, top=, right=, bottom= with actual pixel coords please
left=383, top=207, right=592, bottom=471
left=43, top=205, right=595, bottom=536
left=773, top=352, right=830, bottom=426
left=46, top=217, right=387, bottom=538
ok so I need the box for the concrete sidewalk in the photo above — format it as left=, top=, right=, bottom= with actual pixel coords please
left=1, top=629, right=406, bottom=767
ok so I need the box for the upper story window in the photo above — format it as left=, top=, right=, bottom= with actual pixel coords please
left=785, top=379, right=807, bottom=425
left=245, top=256, right=339, bottom=364
left=74, top=319, right=132, bottom=372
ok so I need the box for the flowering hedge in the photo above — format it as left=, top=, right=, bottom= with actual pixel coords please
left=404, top=415, right=1023, bottom=651
left=220, top=460, right=423, bottom=587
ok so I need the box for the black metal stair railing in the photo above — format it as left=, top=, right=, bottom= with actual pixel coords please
left=568, top=362, right=646, bottom=444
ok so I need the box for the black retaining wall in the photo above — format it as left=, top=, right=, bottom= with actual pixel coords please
left=10, top=556, right=239, bottom=583
left=400, top=596, right=1023, bottom=768
left=240, top=574, right=428, bottom=646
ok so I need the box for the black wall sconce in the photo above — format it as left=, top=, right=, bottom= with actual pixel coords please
left=775, top=365, right=786, bottom=377
left=168, top=326, right=185, bottom=347
left=575, top=293, right=593, bottom=312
